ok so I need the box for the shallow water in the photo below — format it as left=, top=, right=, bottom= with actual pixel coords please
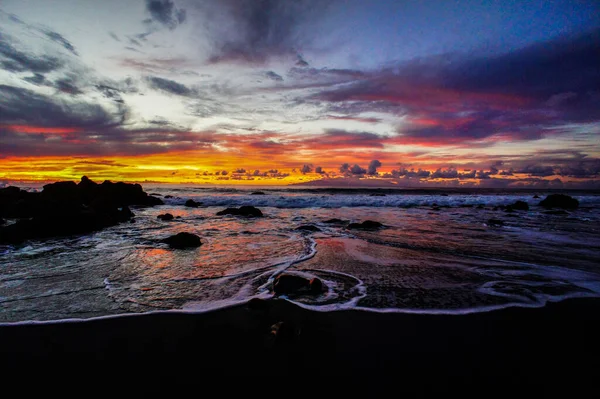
left=2, top=186, right=600, bottom=322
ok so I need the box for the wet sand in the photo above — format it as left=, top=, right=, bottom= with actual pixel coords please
left=1, top=297, right=599, bottom=382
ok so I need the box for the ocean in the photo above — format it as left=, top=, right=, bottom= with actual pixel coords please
left=2, top=185, right=600, bottom=322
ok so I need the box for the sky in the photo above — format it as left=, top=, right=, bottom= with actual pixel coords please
left=0, top=0, right=599, bottom=187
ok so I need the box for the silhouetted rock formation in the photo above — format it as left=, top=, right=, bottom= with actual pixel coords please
left=162, top=232, right=202, bottom=249
left=185, top=199, right=201, bottom=208
left=157, top=213, right=174, bottom=221
left=511, top=201, right=529, bottom=211
left=323, top=218, right=345, bottom=224
left=251, top=191, right=266, bottom=195
left=347, top=220, right=384, bottom=230
left=296, top=224, right=321, bottom=232
left=216, top=206, right=263, bottom=217
left=0, top=176, right=162, bottom=244
left=273, top=274, right=309, bottom=295
left=539, top=194, right=579, bottom=209
left=309, top=277, right=323, bottom=294
left=533, top=195, right=540, bottom=199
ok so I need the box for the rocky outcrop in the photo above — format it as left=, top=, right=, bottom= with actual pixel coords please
left=0, top=176, right=161, bottom=244
left=251, top=191, right=265, bottom=195
left=296, top=224, right=321, bottom=232
left=162, top=232, right=202, bottom=249
left=347, top=220, right=384, bottom=230
left=323, top=218, right=345, bottom=224
left=511, top=201, right=529, bottom=211
left=539, top=194, right=579, bottom=209
left=216, top=206, right=263, bottom=217
left=185, top=199, right=201, bottom=208
left=157, top=213, right=174, bottom=221
left=272, top=274, right=323, bottom=296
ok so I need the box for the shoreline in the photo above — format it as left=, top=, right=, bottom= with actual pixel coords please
left=2, top=296, right=600, bottom=379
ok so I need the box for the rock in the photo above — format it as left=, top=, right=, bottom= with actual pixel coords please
left=149, top=193, right=162, bottom=197
left=511, top=201, right=529, bottom=211
left=460, top=204, right=474, bottom=208
left=247, top=298, right=270, bottom=311
left=251, top=191, right=265, bottom=195
left=273, top=274, right=310, bottom=295
left=309, top=278, right=323, bottom=294
left=539, top=194, right=579, bottom=209
left=157, top=213, right=174, bottom=221
left=165, top=195, right=174, bottom=199
left=270, top=321, right=296, bottom=342
left=487, top=218, right=504, bottom=226
left=347, top=220, right=384, bottom=230
left=369, top=193, right=386, bottom=197
left=533, top=195, right=540, bottom=199
left=440, top=193, right=449, bottom=197
left=296, top=224, right=321, bottom=232
left=216, top=206, right=263, bottom=217
left=162, top=232, right=202, bottom=249
left=476, top=204, right=484, bottom=209
left=323, top=218, right=345, bottom=224
left=185, top=199, right=201, bottom=208
left=431, top=207, right=441, bottom=211
left=544, top=210, right=570, bottom=215
left=176, top=216, right=182, bottom=219
left=504, top=206, right=515, bottom=213
left=0, top=218, right=5, bottom=225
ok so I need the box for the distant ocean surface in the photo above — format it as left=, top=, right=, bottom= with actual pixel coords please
left=2, top=185, right=600, bottom=322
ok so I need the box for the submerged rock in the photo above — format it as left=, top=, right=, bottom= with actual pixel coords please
left=296, top=224, right=321, bottom=232
left=162, top=232, right=202, bottom=249
left=539, top=194, right=579, bottom=209
left=511, top=201, right=529, bottom=211
left=216, top=206, right=263, bottom=217
left=347, top=220, right=384, bottom=230
left=273, top=274, right=309, bottom=295
left=487, top=218, right=504, bottom=226
left=185, top=199, right=201, bottom=208
left=157, top=213, right=174, bottom=221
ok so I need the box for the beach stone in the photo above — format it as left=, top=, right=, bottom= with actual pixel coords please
left=162, top=232, right=202, bottom=249
left=512, top=201, right=529, bottom=211
left=185, top=199, right=201, bottom=208
left=251, top=191, right=265, bottom=195
left=310, top=278, right=323, bottom=294
left=216, top=206, right=263, bottom=217
left=487, top=219, right=504, bottom=226
left=296, top=224, right=321, bottom=232
left=157, top=213, right=174, bottom=221
left=539, top=194, right=579, bottom=209
left=323, top=218, right=345, bottom=224
left=273, top=274, right=310, bottom=295
left=347, top=220, right=384, bottom=230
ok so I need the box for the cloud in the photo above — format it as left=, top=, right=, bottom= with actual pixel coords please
left=22, top=73, right=46, bottom=85
left=301, top=164, right=313, bottom=174
left=367, top=159, right=381, bottom=175
left=146, top=76, right=194, bottom=96
left=43, top=30, right=78, bottom=56
left=0, top=36, right=63, bottom=73
left=145, top=0, right=186, bottom=30
left=264, top=71, right=283, bottom=81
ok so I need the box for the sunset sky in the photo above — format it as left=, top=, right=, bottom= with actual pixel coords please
left=0, top=0, right=599, bottom=187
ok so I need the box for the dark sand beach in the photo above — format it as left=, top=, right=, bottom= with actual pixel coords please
left=2, top=297, right=599, bottom=382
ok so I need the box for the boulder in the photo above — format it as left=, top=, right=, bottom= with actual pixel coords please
left=216, top=206, right=263, bottom=217
left=533, top=195, right=540, bottom=199
left=296, top=224, right=321, bottom=232
left=165, top=195, right=174, bottom=199
left=512, top=201, right=529, bottom=211
left=273, top=274, right=310, bottom=295
left=310, top=278, right=323, bottom=294
left=185, top=199, right=201, bottom=208
left=323, top=218, right=345, bottom=224
left=539, top=194, right=579, bottom=209
left=487, top=219, right=504, bottom=226
left=251, top=191, right=265, bottom=195
left=162, top=232, right=202, bottom=249
left=347, top=220, right=384, bottom=230
left=157, top=213, right=174, bottom=221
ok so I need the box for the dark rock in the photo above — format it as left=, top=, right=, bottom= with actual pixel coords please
left=431, top=207, right=441, bottom=211
left=185, top=199, right=201, bottom=208
left=323, top=218, right=345, bottom=224
left=296, top=224, right=321, bottom=232
left=533, top=195, right=540, bottom=199
left=162, top=232, right=202, bottom=249
left=504, top=206, right=515, bottom=213
left=165, top=195, right=174, bottom=199
left=176, top=216, right=182, bottom=219
left=512, top=201, right=529, bottom=211
left=487, top=219, right=504, bottom=226
left=216, top=206, right=263, bottom=217
left=539, top=194, right=579, bottom=209
left=369, top=193, right=386, bottom=197
left=544, top=210, right=570, bottom=215
left=157, top=213, right=174, bottom=221
left=251, top=191, right=265, bottom=195
left=310, top=278, right=323, bottom=294
left=270, top=321, right=296, bottom=342
left=273, top=274, right=310, bottom=295
left=460, top=204, right=474, bottom=208
left=476, top=204, right=484, bottom=209
left=440, top=193, right=449, bottom=197
left=149, top=193, right=162, bottom=197
left=130, top=219, right=136, bottom=223
left=247, top=298, right=270, bottom=311
left=347, top=220, right=384, bottom=230
left=0, top=218, right=5, bottom=225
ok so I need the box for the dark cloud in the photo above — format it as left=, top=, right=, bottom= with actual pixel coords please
left=315, top=166, right=324, bottom=174
left=301, top=164, right=313, bottom=174
left=367, top=160, right=382, bottom=175
left=55, top=77, right=83, bottom=95
left=43, top=30, right=78, bottom=56
left=108, top=32, right=121, bottom=42
left=128, top=37, right=143, bottom=47
left=264, top=71, right=283, bottom=81
left=202, top=0, right=326, bottom=65
left=145, top=0, right=186, bottom=30
left=146, top=76, right=194, bottom=96
left=22, top=73, right=46, bottom=85
left=0, top=36, right=62, bottom=73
